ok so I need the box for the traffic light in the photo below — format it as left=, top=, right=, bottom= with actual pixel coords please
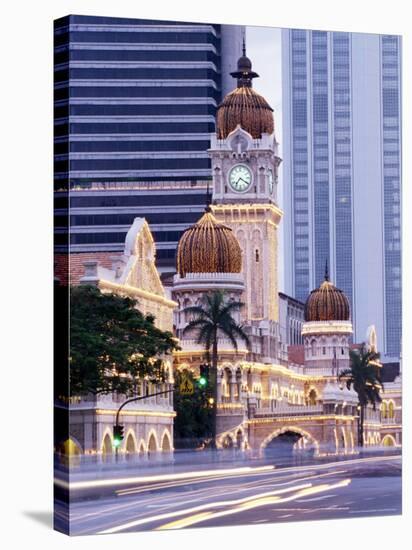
left=197, top=364, right=209, bottom=389
left=113, top=424, right=124, bottom=448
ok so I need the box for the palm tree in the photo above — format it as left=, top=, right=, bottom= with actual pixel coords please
left=183, top=290, right=250, bottom=449
left=338, top=343, right=383, bottom=447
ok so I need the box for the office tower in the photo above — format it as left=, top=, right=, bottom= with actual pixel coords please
left=54, top=15, right=244, bottom=272
left=282, top=29, right=402, bottom=357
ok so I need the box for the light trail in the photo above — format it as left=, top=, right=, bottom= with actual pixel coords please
left=156, top=479, right=351, bottom=530
left=71, top=469, right=348, bottom=524
left=55, top=465, right=275, bottom=491
left=116, top=467, right=279, bottom=496
left=98, top=482, right=314, bottom=534
left=71, top=470, right=347, bottom=521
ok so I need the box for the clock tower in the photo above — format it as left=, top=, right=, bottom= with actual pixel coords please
left=209, top=47, right=283, bottom=359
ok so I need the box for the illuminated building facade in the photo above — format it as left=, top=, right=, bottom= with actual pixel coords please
left=172, top=50, right=401, bottom=454
left=57, top=219, right=177, bottom=461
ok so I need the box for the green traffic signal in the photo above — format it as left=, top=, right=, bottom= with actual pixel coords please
left=113, top=424, right=124, bottom=447
left=197, top=364, right=209, bottom=389
left=198, top=376, right=208, bottom=388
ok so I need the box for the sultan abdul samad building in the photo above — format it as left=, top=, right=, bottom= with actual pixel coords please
left=58, top=48, right=401, bottom=460
left=173, top=49, right=401, bottom=455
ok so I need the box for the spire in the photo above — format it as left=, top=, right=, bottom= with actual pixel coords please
left=205, top=182, right=212, bottom=212
left=230, top=40, right=259, bottom=88
left=324, top=259, right=329, bottom=282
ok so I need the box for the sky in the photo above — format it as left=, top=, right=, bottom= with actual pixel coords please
left=247, top=26, right=282, bottom=144
left=246, top=26, right=285, bottom=290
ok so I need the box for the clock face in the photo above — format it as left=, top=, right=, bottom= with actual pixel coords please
left=228, top=164, right=252, bottom=192
left=268, top=169, right=274, bottom=194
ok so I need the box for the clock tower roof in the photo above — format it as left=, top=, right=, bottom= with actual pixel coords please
left=216, top=44, right=274, bottom=139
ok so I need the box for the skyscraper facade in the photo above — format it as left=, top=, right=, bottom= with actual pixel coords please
left=281, top=29, right=402, bottom=357
left=54, top=15, right=244, bottom=272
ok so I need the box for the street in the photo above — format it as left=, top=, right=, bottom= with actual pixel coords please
left=54, top=453, right=401, bottom=535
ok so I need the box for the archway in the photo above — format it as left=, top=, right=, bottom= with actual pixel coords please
left=161, top=431, right=172, bottom=452
left=147, top=433, right=158, bottom=457
left=221, top=434, right=235, bottom=449
left=263, top=430, right=303, bottom=460
left=138, top=441, right=146, bottom=458
left=262, top=427, right=318, bottom=462
left=102, top=433, right=113, bottom=462
left=125, top=433, right=136, bottom=460
left=58, top=437, right=82, bottom=467
left=382, top=434, right=396, bottom=447
left=308, top=388, right=318, bottom=406
left=236, top=429, right=243, bottom=449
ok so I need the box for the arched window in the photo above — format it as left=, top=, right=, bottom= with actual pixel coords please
left=311, top=339, right=316, bottom=356
left=308, top=389, right=317, bottom=406
left=381, top=401, right=388, bottom=419
left=388, top=401, right=395, bottom=419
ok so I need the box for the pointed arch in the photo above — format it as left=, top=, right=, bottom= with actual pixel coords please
left=125, top=430, right=137, bottom=455
left=161, top=429, right=172, bottom=452
left=307, top=386, right=318, bottom=405
left=101, top=432, right=113, bottom=458
left=147, top=430, right=159, bottom=454
left=138, top=439, right=147, bottom=455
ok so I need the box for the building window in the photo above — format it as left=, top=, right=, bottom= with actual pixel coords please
left=255, top=249, right=260, bottom=262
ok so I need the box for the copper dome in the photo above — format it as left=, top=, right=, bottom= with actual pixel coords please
left=216, top=45, right=274, bottom=139
left=216, top=87, right=274, bottom=139
left=177, top=208, right=242, bottom=277
left=304, top=269, right=350, bottom=322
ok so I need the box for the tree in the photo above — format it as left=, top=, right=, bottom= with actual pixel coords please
left=338, top=343, right=383, bottom=447
left=183, top=290, right=250, bottom=449
left=173, top=370, right=213, bottom=449
left=69, top=285, right=179, bottom=396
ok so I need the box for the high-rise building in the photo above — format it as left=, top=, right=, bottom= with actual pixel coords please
left=281, top=29, right=402, bottom=357
left=54, top=15, right=244, bottom=272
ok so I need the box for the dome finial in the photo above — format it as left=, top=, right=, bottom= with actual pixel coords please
left=230, top=42, right=259, bottom=88
left=325, top=259, right=329, bottom=281
left=205, top=182, right=212, bottom=212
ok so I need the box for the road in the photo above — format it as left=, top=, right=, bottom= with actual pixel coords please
left=55, top=453, right=401, bottom=535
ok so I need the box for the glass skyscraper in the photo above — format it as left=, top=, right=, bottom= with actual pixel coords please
left=282, top=29, right=402, bottom=358
left=54, top=15, right=244, bottom=272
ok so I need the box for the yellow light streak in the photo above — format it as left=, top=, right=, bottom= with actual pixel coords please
left=99, top=482, right=312, bottom=534
left=55, top=465, right=274, bottom=491
left=156, top=479, right=352, bottom=530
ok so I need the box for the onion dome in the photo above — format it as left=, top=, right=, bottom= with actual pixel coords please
left=304, top=262, right=350, bottom=322
left=176, top=206, right=242, bottom=277
left=216, top=41, right=274, bottom=139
